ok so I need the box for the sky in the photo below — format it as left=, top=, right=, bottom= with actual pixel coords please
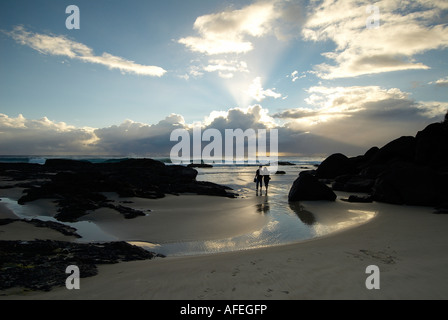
left=0, top=0, right=447, bottom=157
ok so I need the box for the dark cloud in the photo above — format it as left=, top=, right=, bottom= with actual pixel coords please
left=273, top=108, right=319, bottom=119
left=93, top=115, right=187, bottom=156
left=0, top=114, right=96, bottom=155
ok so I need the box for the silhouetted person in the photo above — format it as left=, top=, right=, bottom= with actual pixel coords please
left=255, top=165, right=263, bottom=192
left=261, top=166, right=271, bottom=192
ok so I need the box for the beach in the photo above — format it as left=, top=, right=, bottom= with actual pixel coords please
left=2, top=0, right=448, bottom=305
left=1, top=165, right=448, bottom=300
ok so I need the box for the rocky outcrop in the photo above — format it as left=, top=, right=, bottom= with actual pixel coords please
left=0, top=218, right=81, bottom=238
left=372, top=162, right=448, bottom=206
left=315, top=153, right=355, bottom=179
left=187, top=163, right=213, bottom=168
left=288, top=172, right=337, bottom=202
left=0, top=240, right=162, bottom=291
left=278, top=161, right=296, bottom=166
left=332, top=174, right=375, bottom=193
left=313, top=116, right=448, bottom=208
left=1, top=158, right=237, bottom=222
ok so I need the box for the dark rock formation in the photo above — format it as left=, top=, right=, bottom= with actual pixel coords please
left=332, top=174, right=375, bottom=193
left=366, top=136, right=416, bottom=167
left=278, top=161, right=296, bottom=166
left=0, top=240, right=163, bottom=291
left=341, top=195, right=373, bottom=203
left=434, top=203, right=448, bottom=214
left=414, top=122, right=448, bottom=168
left=372, top=162, right=448, bottom=206
left=313, top=116, right=448, bottom=208
left=1, top=158, right=237, bottom=222
left=187, top=163, right=213, bottom=168
left=0, top=218, right=81, bottom=238
left=315, top=153, right=355, bottom=179
left=288, top=172, right=337, bottom=202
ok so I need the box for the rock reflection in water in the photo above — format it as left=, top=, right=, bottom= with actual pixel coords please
left=288, top=202, right=316, bottom=226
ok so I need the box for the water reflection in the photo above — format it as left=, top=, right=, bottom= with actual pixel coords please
left=0, top=197, right=117, bottom=242
left=137, top=190, right=377, bottom=256
left=288, top=202, right=316, bottom=226
left=256, top=195, right=270, bottom=214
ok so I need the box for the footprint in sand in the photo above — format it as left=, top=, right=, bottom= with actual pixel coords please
left=347, top=248, right=397, bottom=265
left=265, top=288, right=273, bottom=297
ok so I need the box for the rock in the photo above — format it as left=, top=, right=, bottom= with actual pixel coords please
left=0, top=240, right=163, bottom=291
left=44, top=159, right=93, bottom=170
left=363, top=146, right=380, bottom=162
left=278, top=161, right=296, bottom=166
left=0, top=218, right=82, bottom=237
left=315, top=117, right=448, bottom=208
left=0, top=162, right=47, bottom=181
left=164, top=165, right=198, bottom=182
left=332, top=174, right=375, bottom=193
left=414, top=122, right=448, bottom=168
left=169, top=181, right=236, bottom=198
left=341, top=195, right=373, bottom=203
left=187, top=163, right=213, bottom=168
left=11, top=158, right=237, bottom=222
left=434, top=203, right=448, bottom=214
left=367, top=136, right=416, bottom=166
left=315, top=153, right=354, bottom=179
left=372, top=162, right=448, bottom=206
left=105, top=204, right=147, bottom=219
left=288, top=172, right=337, bottom=202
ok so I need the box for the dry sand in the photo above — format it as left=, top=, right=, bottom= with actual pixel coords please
left=1, top=189, right=448, bottom=300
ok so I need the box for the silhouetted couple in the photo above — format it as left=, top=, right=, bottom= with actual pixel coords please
left=255, top=165, right=271, bottom=193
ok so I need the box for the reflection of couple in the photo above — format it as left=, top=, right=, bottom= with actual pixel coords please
left=255, top=165, right=271, bottom=192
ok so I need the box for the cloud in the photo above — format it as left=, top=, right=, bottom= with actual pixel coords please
left=247, top=77, right=282, bottom=102
left=274, top=85, right=448, bottom=149
left=0, top=110, right=360, bottom=157
left=203, top=105, right=277, bottom=130
left=273, top=108, right=319, bottom=119
left=289, top=70, right=306, bottom=82
left=1, top=90, right=446, bottom=157
left=0, top=113, right=190, bottom=156
left=93, top=114, right=187, bottom=155
left=429, top=76, right=448, bottom=87
left=178, top=0, right=307, bottom=87
left=4, top=25, right=166, bottom=77
left=302, top=0, right=448, bottom=79
left=178, top=1, right=279, bottom=55
left=275, top=85, right=445, bottom=124
left=204, top=59, right=249, bottom=78
left=187, top=65, right=205, bottom=78
left=0, top=114, right=97, bottom=155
